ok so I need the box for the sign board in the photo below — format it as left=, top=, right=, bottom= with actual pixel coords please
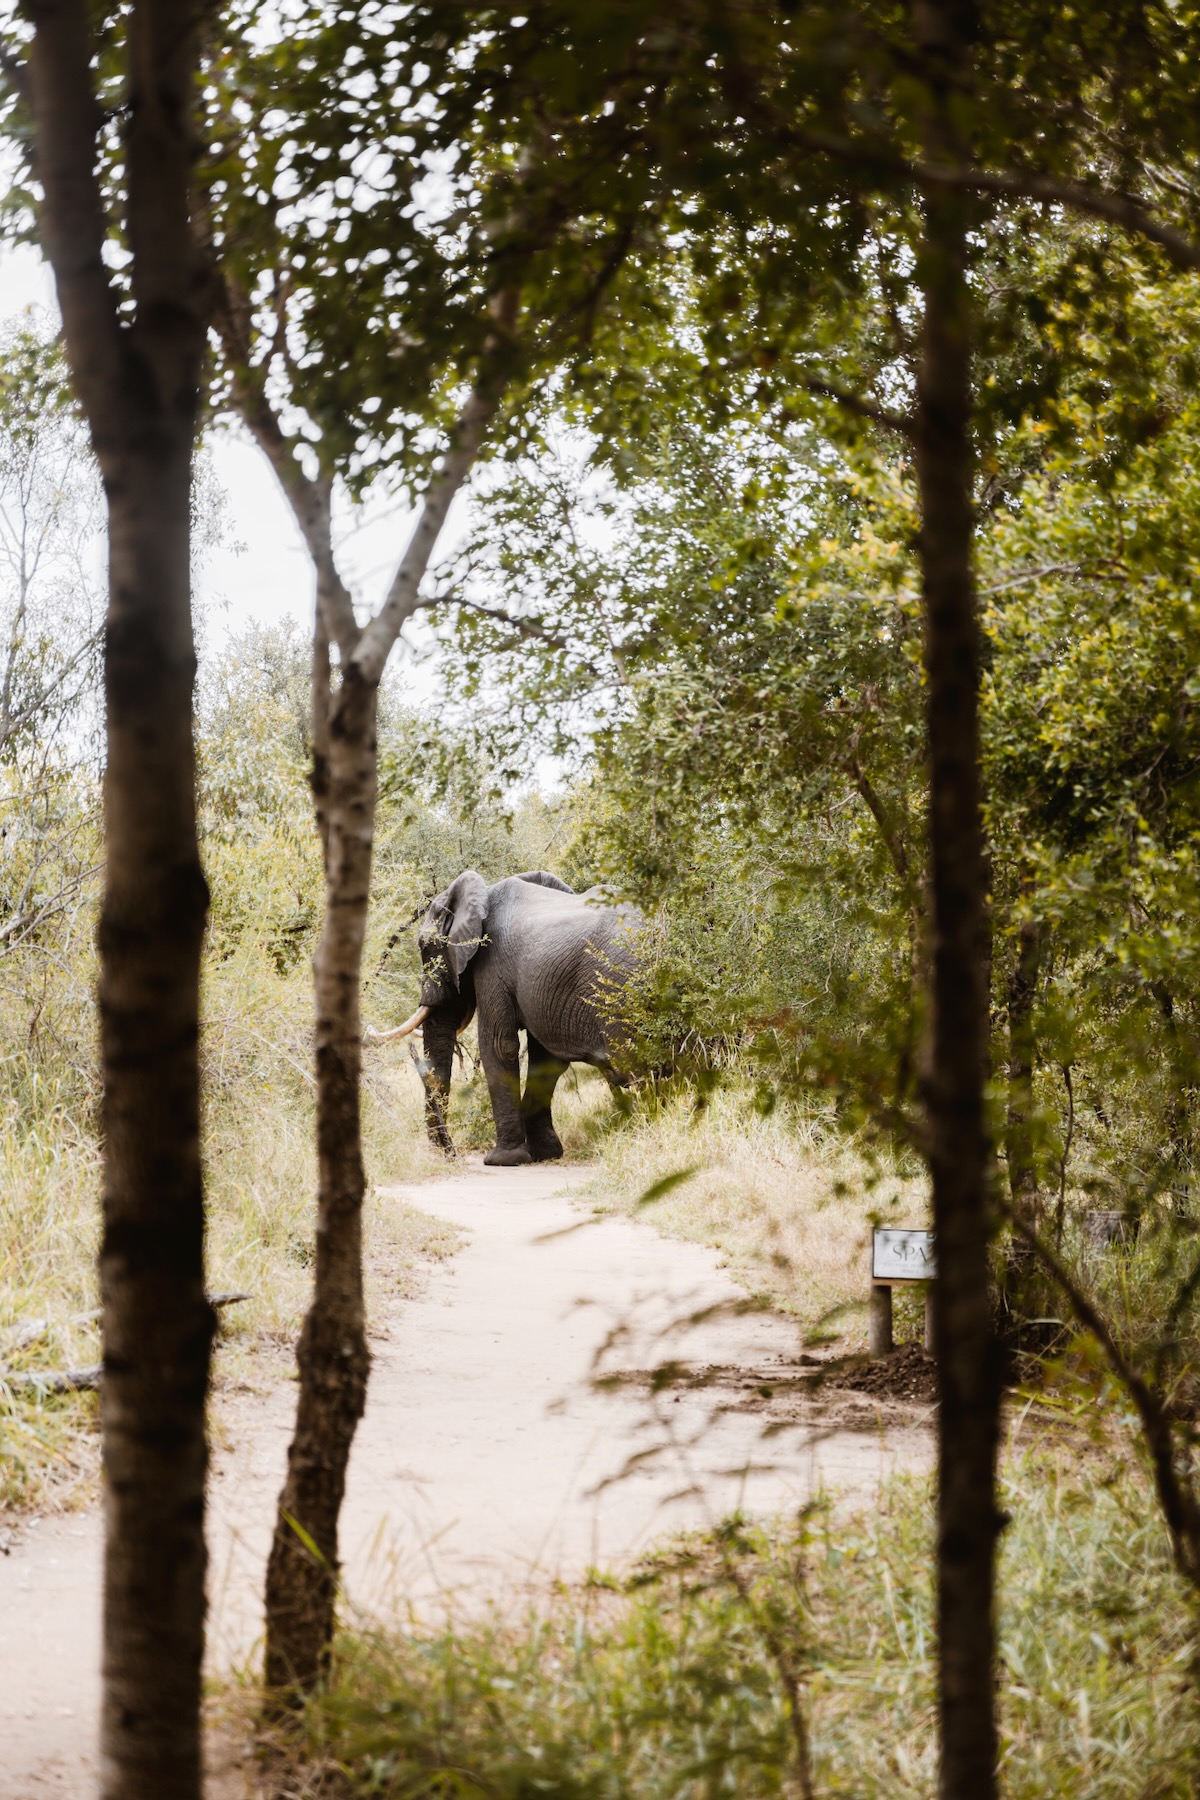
left=872, top=1228, right=936, bottom=1282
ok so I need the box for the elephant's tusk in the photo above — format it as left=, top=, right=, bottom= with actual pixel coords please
left=365, top=1004, right=431, bottom=1044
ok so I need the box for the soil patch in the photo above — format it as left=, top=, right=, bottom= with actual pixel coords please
left=835, top=1342, right=939, bottom=1405
left=609, top=1344, right=937, bottom=1426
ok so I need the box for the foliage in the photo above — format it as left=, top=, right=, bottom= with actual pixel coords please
left=423, top=230, right=1200, bottom=1603
left=279, top=1453, right=1198, bottom=1799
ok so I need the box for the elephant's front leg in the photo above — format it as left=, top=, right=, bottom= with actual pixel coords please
left=522, top=1035, right=566, bottom=1162
left=479, top=1010, right=532, bottom=1167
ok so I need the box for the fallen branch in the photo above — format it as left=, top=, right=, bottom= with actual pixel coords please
left=0, top=1318, right=53, bottom=1357
left=1, top=1363, right=103, bottom=1394
left=0, top=1292, right=253, bottom=1392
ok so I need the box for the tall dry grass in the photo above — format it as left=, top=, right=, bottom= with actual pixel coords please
left=0, top=933, right=454, bottom=1511
left=579, top=1082, right=929, bottom=1344
left=201, top=942, right=451, bottom=1349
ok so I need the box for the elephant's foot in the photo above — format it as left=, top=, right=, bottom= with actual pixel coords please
left=483, top=1144, right=533, bottom=1167
left=528, top=1133, right=564, bottom=1163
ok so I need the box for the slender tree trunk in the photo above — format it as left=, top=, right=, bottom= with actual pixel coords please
left=1001, top=880, right=1043, bottom=1343
left=99, top=440, right=214, bottom=1798
left=233, top=305, right=511, bottom=1697
left=1005, top=893, right=1041, bottom=1222
left=911, top=5, right=1001, bottom=1798
left=263, top=664, right=378, bottom=1693
left=25, top=0, right=212, bottom=1791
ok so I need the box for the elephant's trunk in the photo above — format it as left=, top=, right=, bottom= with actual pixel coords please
left=420, top=1010, right=458, bottom=1155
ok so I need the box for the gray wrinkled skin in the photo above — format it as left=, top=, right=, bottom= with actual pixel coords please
left=414, top=869, right=641, bottom=1166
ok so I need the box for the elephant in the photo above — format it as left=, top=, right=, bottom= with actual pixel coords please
left=371, top=869, right=642, bottom=1165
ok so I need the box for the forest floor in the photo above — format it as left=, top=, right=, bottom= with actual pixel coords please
left=0, top=1158, right=933, bottom=1798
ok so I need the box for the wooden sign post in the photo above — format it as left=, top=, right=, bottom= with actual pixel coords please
left=870, top=1228, right=936, bottom=1358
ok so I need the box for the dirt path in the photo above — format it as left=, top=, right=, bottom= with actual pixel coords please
left=0, top=1159, right=932, bottom=1797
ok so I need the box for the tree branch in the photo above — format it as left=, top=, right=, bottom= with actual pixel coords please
left=786, top=123, right=1200, bottom=272
left=917, top=160, right=1200, bottom=271
left=801, top=377, right=912, bottom=436
left=24, top=0, right=127, bottom=441
left=417, top=593, right=596, bottom=666
left=211, top=273, right=360, bottom=661
left=355, top=291, right=520, bottom=686
left=846, top=756, right=910, bottom=884
left=1005, top=1203, right=1200, bottom=1585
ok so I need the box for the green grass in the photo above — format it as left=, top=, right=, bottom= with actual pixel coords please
left=255, top=1449, right=1199, bottom=1800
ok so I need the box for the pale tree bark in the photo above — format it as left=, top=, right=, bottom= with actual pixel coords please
left=262, top=657, right=379, bottom=1691
left=910, top=3, right=1002, bottom=1797
left=216, top=281, right=514, bottom=1693
left=263, top=442, right=502, bottom=1692
left=22, top=1, right=213, bottom=1795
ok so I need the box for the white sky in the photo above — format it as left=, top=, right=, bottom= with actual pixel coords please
left=0, top=244, right=449, bottom=696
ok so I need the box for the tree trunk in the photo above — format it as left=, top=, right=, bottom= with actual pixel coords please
left=25, top=0, right=212, bottom=1791
left=263, top=663, right=378, bottom=1693
left=99, top=442, right=214, bottom=1799
left=1002, top=879, right=1043, bottom=1336
left=1005, top=897, right=1041, bottom=1222
left=911, top=5, right=1001, bottom=1798
left=234, top=312, right=510, bottom=1698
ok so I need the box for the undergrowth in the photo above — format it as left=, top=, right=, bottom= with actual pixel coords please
left=0, top=940, right=448, bottom=1513
left=255, top=1449, right=1198, bottom=1799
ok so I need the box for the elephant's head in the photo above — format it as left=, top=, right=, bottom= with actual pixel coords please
left=412, top=869, right=489, bottom=1152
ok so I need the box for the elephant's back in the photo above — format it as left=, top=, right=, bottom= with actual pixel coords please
left=490, top=882, right=643, bottom=1062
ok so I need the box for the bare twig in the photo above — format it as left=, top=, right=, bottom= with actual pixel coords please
left=1055, top=1063, right=1075, bottom=1249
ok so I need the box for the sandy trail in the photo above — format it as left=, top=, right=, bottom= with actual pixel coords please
left=0, top=1159, right=932, bottom=1796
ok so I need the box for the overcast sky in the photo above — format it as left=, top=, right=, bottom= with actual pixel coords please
left=0, top=243, right=449, bottom=695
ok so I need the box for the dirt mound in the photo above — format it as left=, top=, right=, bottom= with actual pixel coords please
left=836, top=1343, right=938, bottom=1405
left=608, top=1344, right=939, bottom=1426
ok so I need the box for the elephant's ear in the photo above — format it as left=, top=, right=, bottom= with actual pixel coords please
left=515, top=870, right=575, bottom=894
left=441, top=869, right=489, bottom=981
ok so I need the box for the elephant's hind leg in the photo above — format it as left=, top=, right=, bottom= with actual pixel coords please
left=522, top=1035, right=567, bottom=1162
